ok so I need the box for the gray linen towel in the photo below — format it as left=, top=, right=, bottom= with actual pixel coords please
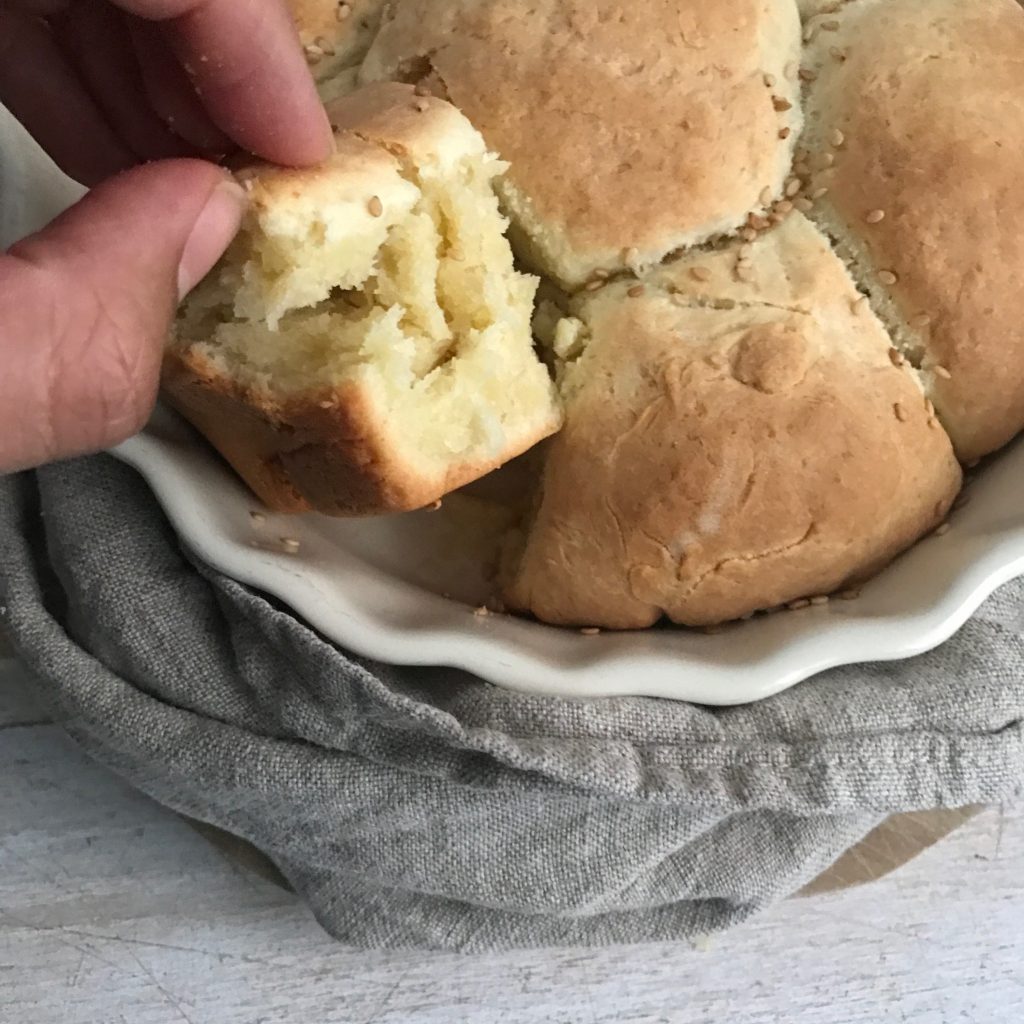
left=1, top=457, right=1022, bottom=951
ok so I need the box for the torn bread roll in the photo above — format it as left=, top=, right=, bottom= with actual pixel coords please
left=359, top=0, right=803, bottom=290
left=501, top=215, right=962, bottom=629
left=165, top=83, right=562, bottom=517
left=801, top=0, right=1024, bottom=463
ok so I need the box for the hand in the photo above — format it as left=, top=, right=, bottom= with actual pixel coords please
left=0, top=0, right=334, bottom=473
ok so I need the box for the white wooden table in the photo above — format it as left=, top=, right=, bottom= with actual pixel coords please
left=2, top=653, right=1023, bottom=1024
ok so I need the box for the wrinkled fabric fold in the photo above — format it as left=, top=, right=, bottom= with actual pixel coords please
left=1, top=457, right=1021, bottom=951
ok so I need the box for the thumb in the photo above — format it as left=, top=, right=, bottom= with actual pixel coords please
left=0, top=159, right=245, bottom=473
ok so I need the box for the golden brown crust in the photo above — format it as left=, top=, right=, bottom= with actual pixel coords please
left=359, top=0, right=802, bottom=288
left=501, top=217, right=963, bottom=628
left=801, top=0, right=1024, bottom=463
left=163, top=348, right=555, bottom=517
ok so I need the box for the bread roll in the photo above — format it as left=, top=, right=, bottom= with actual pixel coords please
left=500, top=215, right=962, bottom=629
left=164, top=84, right=561, bottom=517
left=800, top=0, right=1024, bottom=463
left=358, top=0, right=803, bottom=289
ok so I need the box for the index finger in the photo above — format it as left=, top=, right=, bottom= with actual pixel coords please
left=114, top=0, right=333, bottom=166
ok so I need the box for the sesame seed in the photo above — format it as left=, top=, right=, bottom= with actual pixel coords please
left=774, top=199, right=794, bottom=214
left=769, top=212, right=786, bottom=225
left=624, top=246, right=640, bottom=265
left=280, top=538, right=301, bottom=554
left=878, top=270, right=898, bottom=285
left=851, top=295, right=870, bottom=315
left=414, top=98, right=429, bottom=112
left=764, top=73, right=777, bottom=88
left=811, top=187, right=829, bottom=200
left=318, top=400, right=333, bottom=409
left=888, top=347, right=905, bottom=367
left=829, top=129, right=846, bottom=148
left=367, top=195, right=383, bottom=217
left=924, top=398, right=936, bottom=417
left=810, top=595, right=830, bottom=606
left=785, top=177, right=802, bottom=197
left=315, top=36, right=336, bottom=56
left=772, top=96, right=793, bottom=112
left=779, top=127, right=791, bottom=140
left=865, top=209, right=886, bottom=224
left=803, top=25, right=818, bottom=44
left=798, top=68, right=818, bottom=82
left=337, top=1, right=352, bottom=19
left=628, top=284, right=646, bottom=298
left=829, top=46, right=847, bottom=62
left=894, top=402, right=908, bottom=422
left=838, top=589, right=862, bottom=601
left=793, top=160, right=811, bottom=176
left=934, top=522, right=951, bottom=537
left=690, top=266, right=712, bottom=282
left=748, top=213, right=770, bottom=230
left=821, top=19, right=841, bottom=31
left=934, top=365, right=952, bottom=380
left=473, top=606, right=490, bottom=618
left=593, top=268, right=610, bottom=280
left=812, top=152, right=835, bottom=170
left=759, top=186, right=774, bottom=206
left=584, top=277, right=604, bottom=291
left=430, top=499, right=443, bottom=511
left=581, top=627, right=602, bottom=636
left=740, top=227, right=758, bottom=243
left=788, top=599, right=811, bottom=611
left=304, top=45, right=323, bottom=64
left=794, top=197, right=814, bottom=212
left=249, top=511, right=265, bottom=524
left=912, top=313, right=932, bottom=328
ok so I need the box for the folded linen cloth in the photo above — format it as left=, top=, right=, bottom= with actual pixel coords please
left=1, top=458, right=1022, bottom=951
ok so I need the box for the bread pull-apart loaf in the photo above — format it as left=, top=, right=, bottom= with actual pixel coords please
left=166, top=0, right=1024, bottom=629
left=164, top=84, right=561, bottom=516
left=500, top=215, right=962, bottom=629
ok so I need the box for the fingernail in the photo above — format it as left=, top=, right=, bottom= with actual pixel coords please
left=177, top=180, right=247, bottom=300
